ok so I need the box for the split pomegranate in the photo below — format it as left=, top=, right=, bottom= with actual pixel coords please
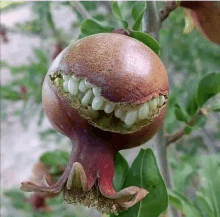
left=21, top=33, right=169, bottom=214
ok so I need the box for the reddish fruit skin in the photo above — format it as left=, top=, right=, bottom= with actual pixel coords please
left=181, top=1, right=220, bottom=44
left=28, top=162, right=58, bottom=211
left=21, top=33, right=168, bottom=210
left=43, top=77, right=167, bottom=150
left=43, top=33, right=168, bottom=149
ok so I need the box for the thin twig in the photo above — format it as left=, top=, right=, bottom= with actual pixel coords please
left=70, top=1, right=91, bottom=20
left=166, top=109, right=207, bottom=146
left=144, top=2, right=181, bottom=217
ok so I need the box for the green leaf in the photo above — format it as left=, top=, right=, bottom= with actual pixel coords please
left=197, top=156, right=220, bottom=217
left=197, top=72, right=220, bottom=107
left=173, top=163, right=194, bottom=192
left=130, top=30, right=160, bottom=55
left=4, top=189, right=26, bottom=200
left=168, top=189, right=202, bottom=217
left=131, top=3, right=146, bottom=31
left=131, top=1, right=146, bottom=21
left=174, top=103, right=189, bottom=123
left=113, top=153, right=129, bottom=192
left=117, top=148, right=168, bottom=217
left=40, top=150, right=70, bottom=167
left=111, top=1, right=128, bottom=29
left=80, top=19, right=114, bottom=36
left=131, top=1, right=146, bottom=31
left=185, top=75, right=199, bottom=116
left=193, top=116, right=207, bottom=129
left=1, top=85, right=21, bottom=101
left=194, top=192, right=215, bottom=217
left=184, top=125, right=193, bottom=135
left=132, top=10, right=145, bottom=31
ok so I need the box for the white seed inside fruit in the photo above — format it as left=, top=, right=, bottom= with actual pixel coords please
left=149, top=98, right=157, bottom=110
left=124, top=110, right=138, bottom=126
left=92, top=96, right=104, bottom=110
left=158, top=95, right=165, bottom=106
left=114, top=108, right=125, bottom=118
left=63, top=81, right=69, bottom=92
left=85, top=80, right=93, bottom=88
left=93, top=87, right=101, bottom=96
left=104, top=102, right=115, bottom=114
left=138, top=103, right=149, bottom=119
left=79, top=80, right=89, bottom=92
left=81, top=89, right=93, bottom=107
left=60, top=74, right=167, bottom=127
left=63, top=74, right=71, bottom=81
left=68, top=78, right=79, bottom=96
left=72, top=75, right=80, bottom=82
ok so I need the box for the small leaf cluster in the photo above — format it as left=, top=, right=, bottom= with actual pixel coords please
left=40, top=150, right=70, bottom=175
left=1, top=48, right=49, bottom=128
left=80, top=1, right=160, bottom=55
left=166, top=72, right=220, bottom=135
left=112, top=149, right=168, bottom=217
left=169, top=155, right=220, bottom=217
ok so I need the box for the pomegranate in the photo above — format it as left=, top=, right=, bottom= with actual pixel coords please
left=21, top=33, right=169, bottom=214
left=180, top=1, right=220, bottom=44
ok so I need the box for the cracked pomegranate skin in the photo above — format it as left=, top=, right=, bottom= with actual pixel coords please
left=43, top=33, right=169, bottom=149
left=21, top=33, right=169, bottom=212
left=181, top=1, right=220, bottom=45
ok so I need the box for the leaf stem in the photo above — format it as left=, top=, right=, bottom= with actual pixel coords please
left=166, top=109, right=207, bottom=146
left=70, top=1, right=92, bottom=19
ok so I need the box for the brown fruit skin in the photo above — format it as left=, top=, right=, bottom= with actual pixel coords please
left=43, top=33, right=169, bottom=149
left=28, top=162, right=59, bottom=211
left=50, top=33, right=168, bottom=104
left=21, top=33, right=168, bottom=209
left=181, top=1, right=220, bottom=45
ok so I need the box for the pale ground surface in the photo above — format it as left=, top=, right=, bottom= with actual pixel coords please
left=0, top=3, right=154, bottom=217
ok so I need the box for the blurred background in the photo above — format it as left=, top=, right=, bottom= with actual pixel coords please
left=1, top=1, right=220, bottom=217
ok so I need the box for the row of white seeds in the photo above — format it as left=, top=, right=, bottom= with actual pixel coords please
left=62, top=74, right=165, bottom=126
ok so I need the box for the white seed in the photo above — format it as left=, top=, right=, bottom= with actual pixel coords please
left=124, top=110, right=138, bottom=126
left=114, top=108, right=125, bottom=119
left=138, top=103, right=149, bottom=119
left=63, top=81, right=69, bottom=92
left=104, top=102, right=115, bottom=114
left=156, top=97, right=160, bottom=105
left=72, top=75, right=80, bottom=82
left=78, top=91, right=84, bottom=100
left=85, top=80, right=93, bottom=88
left=81, top=89, right=93, bottom=107
left=79, top=80, right=89, bottom=92
left=149, top=98, right=157, bottom=110
left=158, top=95, right=165, bottom=106
left=63, top=74, right=71, bottom=81
left=92, top=96, right=104, bottom=110
left=93, top=87, right=101, bottom=96
left=68, top=77, right=79, bottom=95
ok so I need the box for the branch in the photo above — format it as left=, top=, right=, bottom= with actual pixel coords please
left=144, top=1, right=160, bottom=41
left=70, top=1, right=91, bottom=20
left=166, top=109, right=207, bottom=146
left=158, top=1, right=179, bottom=23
